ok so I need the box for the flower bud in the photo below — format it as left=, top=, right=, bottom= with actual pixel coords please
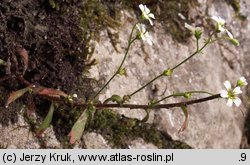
left=229, top=38, right=240, bottom=46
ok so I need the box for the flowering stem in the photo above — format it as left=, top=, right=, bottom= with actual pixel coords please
left=91, top=24, right=138, bottom=101
left=71, top=94, right=221, bottom=109
left=128, top=33, right=214, bottom=98
left=153, top=90, right=214, bottom=105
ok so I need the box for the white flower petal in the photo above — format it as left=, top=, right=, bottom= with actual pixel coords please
left=141, top=34, right=145, bottom=41
left=219, top=17, right=226, bottom=24
left=137, top=24, right=153, bottom=46
left=211, top=16, right=225, bottom=25
left=240, top=77, right=246, bottom=82
left=233, top=97, right=241, bottom=107
left=136, top=23, right=146, bottom=33
left=211, top=16, right=226, bottom=32
left=148, top=19, right=153, bottom=25
left=233, top=86, right=242, bottom=95
left=139, top=4, right=144, bottom=12
left=139, top=4, right=154, bottom=26
left=224, top=80, right=231, bottom=90
left=211, top=16, right=220, bottom=22
left=144, top=5, right=150, bottom=14
left=226, top=30, right=233, bottom=39
left=218, top=26, right=225, bottom=32
left=226, top=99, right=233, bottom=107
left=148, top=13, right=155, bottom=19
left=184, top=23, right=194, bottom=32
left=220, top=90, right=228, bottom=98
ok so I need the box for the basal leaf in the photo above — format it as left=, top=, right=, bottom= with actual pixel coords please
left=36, top=103, right=55, bottom=137
left=68, top=106, right=95, bottom=144
left=5, top=87, right=31, bottom=107
left=34, top=87, right=67, bottom=98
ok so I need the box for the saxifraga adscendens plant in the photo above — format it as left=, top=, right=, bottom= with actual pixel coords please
left=2, top=4, right=247, bottom=144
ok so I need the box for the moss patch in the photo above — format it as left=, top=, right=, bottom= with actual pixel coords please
left=225, top=0, right=247, bottom=20
left=87, top=109, right=191, bottom=149
left=225, top=0, right=240, bottom=13
left=119, top=0, right=198, bottom=42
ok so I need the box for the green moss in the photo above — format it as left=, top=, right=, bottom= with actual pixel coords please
left=225, top=0, right=240, bottom=13
left=48, top=0, right=60, bottom=11
left=120, top=0, right=197, bottom=42
left=78, top=0, right=198, bottom=48
left=79, top=0, right=121, bottom=44
left=225, top=0, right=247, bottom=20
left=87, top=109, right=191, bottom=148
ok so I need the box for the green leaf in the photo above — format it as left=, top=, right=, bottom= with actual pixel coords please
left=103, top=95, right=123, bottom=104
left=5, top=87, right=31, bottom=108
left=111, top=95, right=123, bottom=104
left=178, top=105, right=189, bottom=134
left=36, top=103, right=55, bottom=137
left=33, top=87, right=68, bottom=98
left=68, top=107, right=89, bottom=144
left=140, top=109, right=150, bottom=123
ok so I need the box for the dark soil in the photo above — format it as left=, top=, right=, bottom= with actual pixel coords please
left=0, top=0, right=95, bottom=133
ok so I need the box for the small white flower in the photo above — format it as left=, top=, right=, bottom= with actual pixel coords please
left=220, top=80, right=242, bottom=107
left=184, top=23, right=202, bottom=39
left=237, top=77, right=248, bottom=87
left=226, top=30, right=240, bottom=46
left=211, top=16, right=226, bottom=32
left=136, top=23, right=153, bottom=46
left=139, top=4, right=155, bottom=25
left=72, top=94, right=78, bottom=98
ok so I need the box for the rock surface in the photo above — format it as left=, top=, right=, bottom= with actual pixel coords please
left=0, top=114, right=40, bottom=149
left=1, top=0, right=250, bottom=149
